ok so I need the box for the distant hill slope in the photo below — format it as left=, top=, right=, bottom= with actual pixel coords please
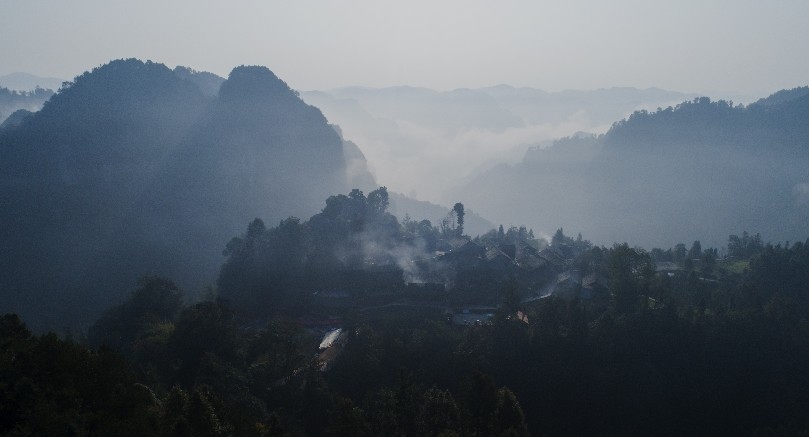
left=0, top=72, right=64, bottom=91
left=752, top=86, right=809, bottom=107
left=453, top=93, right=809, bottom=248
left=0, top=86, right=54, bottom=124
left=0, top=59, right=353, bottom=331
left=172, top=66, right=225, bottom=96
left=388, top=192, right=495, bottom=237
left=301, top=85, right=695, bottom=204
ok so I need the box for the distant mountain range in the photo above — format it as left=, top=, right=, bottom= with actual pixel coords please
left=0, top=59, right=361, bottom=331
left=452, top=89, right=809, bottom=248
left=0, top=72, right=65, bottom=92
left=3, top=58, right=806, bottom=331
left=301, top=85, right=697, bottom=204
left=387, top=192, right=494, bottom=237
left=0, top=86, right=54, bottom=126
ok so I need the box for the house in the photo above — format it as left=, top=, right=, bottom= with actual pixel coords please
left=516, top=240, right=540, bottom=258
left=450, top=306, right=498, bottom=326
left=435, top=237, right=471, bottom=254
left=581, top=272, right=609, bottom=300
left=553, top=270, right=583, bottom=300
left=498, top=244, right=516, bottom=260
left=485, top=246, right=518, bottom=277
left=517, top=254, right=554, bottom=293
left=556, top=270, right=582, bottom=288
left=554, top=243, right=576, bottom=259
left=440, top=240, right=486, bottom=266
left=655, top=261, right=681, bottom=276
left=538, top=247, right=567, bottom=270
left=515, top=250, right=546, bottom=271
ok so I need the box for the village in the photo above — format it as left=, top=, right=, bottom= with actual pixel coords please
left=307, top=230, right=734, bottom=371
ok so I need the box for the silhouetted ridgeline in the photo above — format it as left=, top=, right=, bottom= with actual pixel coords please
left=5, top=229, right=809, bottom=435
left=0, top=59, right=354, bottom=331
left=455, top=92, right=809, bottom=248
left=0, top=72, right=64, bottom=93
left=0, top=85, right=54, bottom=125
left=301, top=85, right=695, bottom=205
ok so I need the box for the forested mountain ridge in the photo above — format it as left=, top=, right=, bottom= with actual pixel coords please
left=5, top=200, right=809, bottom=435
left=301, top=85, right=695, bottom=204
left=0, top=86, right=54, bottom=125
left=172, top=65, right=225, bottom=97
left=0, top=72, right=64, bottom=93
left=455, top=92, right=809, bottom=248
left=0, top=59, right=353, bottom=332
left=2, top=73, right=809, bottom=432
left=752, top=85, right=809, bottom=107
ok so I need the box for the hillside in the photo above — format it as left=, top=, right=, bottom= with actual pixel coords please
left=0, top=72, right=64, bottom=92
left=388, top=192, right=495, bottom=237
left=454, top=94, right=809, bottom=248
left=301, top=85, right=695, bottom=203
left=0, top=59, right=354, bottom=331
left=0, top=86, right=54, bottom=124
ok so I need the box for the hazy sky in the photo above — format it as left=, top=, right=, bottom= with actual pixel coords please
left=2, top=0, right=808, bottom=96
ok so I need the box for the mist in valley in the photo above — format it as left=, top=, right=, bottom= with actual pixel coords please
left=301, top=85, right=695, bottom=204
left=453, top=92, right=809, bottom=248
left=302, top=84, right=809, bottom=250
left=3, top=56, right=806, bottom=337
left=3, top=2, right=809, bottom=435
left=0, top=60, right=354, bottom=331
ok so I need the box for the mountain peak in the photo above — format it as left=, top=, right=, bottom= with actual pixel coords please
left=219, top=65, right=296, bottom=102
left=173, top=66, right=224, bottom=97
left=45, top=59, right=202, bottom=119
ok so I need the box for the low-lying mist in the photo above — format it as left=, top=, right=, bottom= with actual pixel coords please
left=453, top=94, right=809, bottom=248
left=302, top=86, right=694, bottom=204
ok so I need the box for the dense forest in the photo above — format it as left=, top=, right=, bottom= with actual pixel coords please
left=301, top=85, right=694, bottom=206
left=0, top=59, right=364, bottom=332
left=2, top=59, right=809, bottom=435
left=0, top=85, right=54, bottom=127
left=3, top=185, right=809, bottom=435
left=455, top=90, right=809, bottom=248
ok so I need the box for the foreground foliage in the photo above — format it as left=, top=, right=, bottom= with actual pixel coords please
left=3, top=230, right=809, bottom=435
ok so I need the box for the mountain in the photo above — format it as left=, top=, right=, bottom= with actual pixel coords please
left=172, top=66, right=225, bottom=96
left=388, top=192, right=495, bottom=237
left=453, top=94, right=809, bottom=248
left=0, top=72, right=65, bottom=92
left=0, top=86, right=54, bottom=124
left=0, top=59, right=354, bottom=331
left=752, top=86, right=809, bottom=107
left=301, top=85, right=695, bottom=204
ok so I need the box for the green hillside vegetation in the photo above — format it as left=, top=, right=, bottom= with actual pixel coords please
left=456, top=94, right=809, bottom=249
left=0, top=192, right=809, bottom=436
left=4, top=184, right=809, bottom=435
left=0, top=59, right=353, bottom=332
left=0, top=85, right=53, bottom=123
left=3, top=60, right=809, bottom=435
